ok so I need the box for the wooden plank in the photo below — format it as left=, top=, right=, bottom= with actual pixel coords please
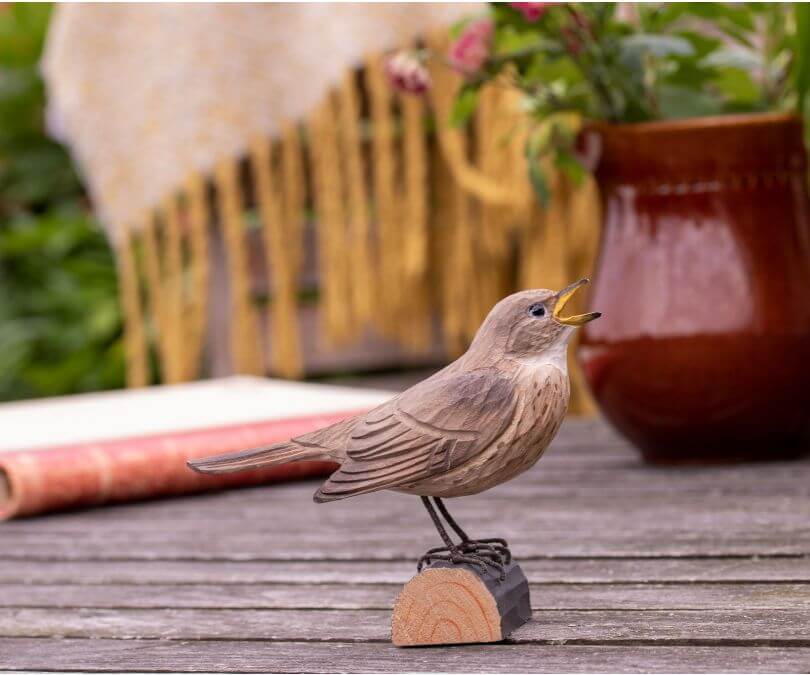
left=2, top=582, right=809, bottom=611
left=4, top=457, right=808, bottom=532
left=0, top=537, right=804, bottom=560
left=5, top=453, right=807, bottom=522
left=5, top=464, right=809, bottom=531
left=63, top=496, right=794, bottom=536
left=3, top=556, right=808, bottom=585
left=1, top=413, right=805, bottom=672
left=0, top=536, right=803, bottom=561
left=2, top=502, right=807, bottom=559
left=3, top=637, right=808, bottom=674
left=2, top=438, right=804, bottom=542
left=2, top=607, right=809, bottom=643
left=9, top=497, right=810, bottom=540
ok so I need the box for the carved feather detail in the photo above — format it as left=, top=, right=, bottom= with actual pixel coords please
left=189, top=286, right=592, bottom=503
left=313, top=369, right=517, bottom=502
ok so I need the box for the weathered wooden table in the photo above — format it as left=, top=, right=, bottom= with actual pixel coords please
left=2, top=418, right=809, bottom=673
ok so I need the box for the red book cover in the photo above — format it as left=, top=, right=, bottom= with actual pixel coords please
left=0, top=410, right=368, bottom=520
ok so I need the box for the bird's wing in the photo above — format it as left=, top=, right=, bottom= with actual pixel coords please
left=314, top=368, right=517, bottom=502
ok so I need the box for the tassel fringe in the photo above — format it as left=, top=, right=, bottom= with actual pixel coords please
left=112, top=36, right=601, bottom=414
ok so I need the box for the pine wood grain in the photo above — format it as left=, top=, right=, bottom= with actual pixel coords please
left=392, top=567, right=504, bottom=645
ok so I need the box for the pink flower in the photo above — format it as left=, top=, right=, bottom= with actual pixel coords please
left=448, top=18, right=494, bottom=76
left=509, top=2, right=549, bottom=22
left=385, top=51, right=431, bottom=95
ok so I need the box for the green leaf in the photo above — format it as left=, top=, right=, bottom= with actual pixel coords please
left=450, top=85, right=480, bottom=128
left=714, top=66, right=763, bottom=107
left=0, top=3, right=52, bottom=66
left=663, top=59, right=716, bottom=90
left=555, top=150, right=587, bottom=186
left=794, top=3, right=810, bottom=115
left=525, top=141, right=550, bottom=208
left=675, top=30, right=723, bottom=59
left=650, top=3, right=755, bottom=42
left=657, top=84, right=724, bottom=119
left=527, top=160, right=550, bottom=208
left=0, top=208, right=126, bottom=400
left=702, top=46, right=762, bottom=71
left=620, top=34, right=695, bottom=58
left=495, top=25, right=548, bottom=55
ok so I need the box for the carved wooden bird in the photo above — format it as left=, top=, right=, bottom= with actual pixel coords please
left=189, top=279, right=600, bottom=573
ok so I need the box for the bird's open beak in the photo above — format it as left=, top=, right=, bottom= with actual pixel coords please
left=553, top=279, right=602, bottom=326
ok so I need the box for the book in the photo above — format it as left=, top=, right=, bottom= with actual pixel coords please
left=0, top=376, right=392, bottom=520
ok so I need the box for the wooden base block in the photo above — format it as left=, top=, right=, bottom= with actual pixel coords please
left=391, top=560, right=532, bottom=647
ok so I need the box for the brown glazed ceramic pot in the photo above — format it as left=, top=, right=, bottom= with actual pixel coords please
left=578, top=113, right=810, bottom=463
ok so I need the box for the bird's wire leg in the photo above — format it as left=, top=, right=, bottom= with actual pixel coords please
left=434, top=497, right=512, bottom=567
left=433, top=497, right=471, bottom=541
left=420, top=496, right=456, bottom=550
left=417, top=496, right=493, bottom=576
left=417, top=496, right=481, bottom=572
left=417, top=497, right=508, bottom=579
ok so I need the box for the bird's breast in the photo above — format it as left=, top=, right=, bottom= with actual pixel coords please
left=498, top=365, right=570, bottom=471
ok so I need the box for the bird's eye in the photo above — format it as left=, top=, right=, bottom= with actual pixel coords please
left=528, top=303, right=546, bottom=318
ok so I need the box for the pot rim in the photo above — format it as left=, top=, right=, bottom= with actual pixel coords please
left=588, top=111, right=801, bottom=135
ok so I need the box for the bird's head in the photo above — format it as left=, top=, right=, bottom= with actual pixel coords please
left=471, top=279, right=601, bottom=361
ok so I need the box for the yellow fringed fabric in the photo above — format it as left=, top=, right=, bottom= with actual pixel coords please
left=338, top=70, right=375, bottom=327
left=400, top=76, right=428, bottom=281
left=114, top=38, right=603, bottom=415
left=308, top=97, right=354, bottom=347
left=279, top=123, right=306, bottom=319
left=427, top=36, right=480, bottom=351
left=366, top=53, right=403, bottom=338
left=214, top=158, right=264, bottom=375
left=431, top=144, right=468, bottom=356
left=183, top=173, right=210, bottom=380
left=251, top=135, right=304, bottom=378
left=160, top=192, right=186, bottom=383
left=115, top=222, right=149, bottom=387
left=140, top=210, right=173, bottom=378
left=398, top=53, right=432, bottom=350
left=520, top=174, right=569, bottom=292
left=474, top=84, right=523, bottom=317
left=429, top=67, right=531, bottom=210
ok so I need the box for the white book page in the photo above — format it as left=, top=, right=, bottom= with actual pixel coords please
left=0, top=376, right=393, bottom=453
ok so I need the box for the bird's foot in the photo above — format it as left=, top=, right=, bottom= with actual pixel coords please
left=417, top=538, right=511, bottom=581
left=417, top=547, right=504, bottom=579
left=459, top=537, right=511, bottom=566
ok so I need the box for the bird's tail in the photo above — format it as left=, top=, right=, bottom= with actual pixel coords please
left=187, top=442, right=326, bottom=475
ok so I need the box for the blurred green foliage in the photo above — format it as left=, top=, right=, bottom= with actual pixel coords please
left=0, top=3, right=124, bottom=401
left=481, top=3, right=810, bottom=124
left=457, top=3, right=810, bottom=203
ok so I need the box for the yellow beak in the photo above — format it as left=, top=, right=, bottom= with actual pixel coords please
left=553, top=278, right=602, bottom=326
